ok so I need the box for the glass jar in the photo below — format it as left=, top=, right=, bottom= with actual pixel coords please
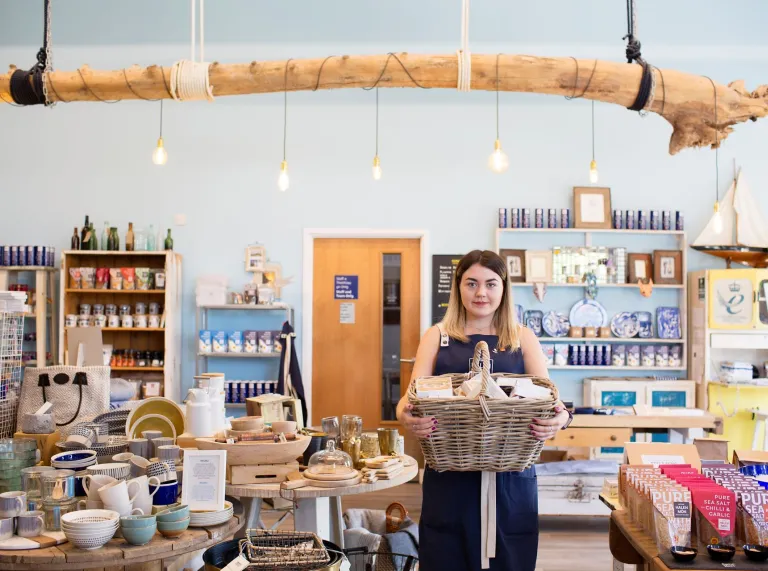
left=21, top=466, right=56, bottom=496
left=137, top=352, right=147, bottom=367
left=41, top=469, right=76, bottom=500
left=307, top=440, right=354, bottom=475
left=43, top=496, right=78, bottom=531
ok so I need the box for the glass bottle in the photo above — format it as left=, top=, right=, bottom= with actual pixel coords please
left=70, top=228, right=80, bottom=250
left=89, top=223, right=98, bottom=250
left=81, top=215, right=90, bottom=246
left=125, top=223, right=135, bottom=251
left=164, top=229, right=173, bottom=250
left=147, top=225, right=156, bottom=251
left=109, top=227, right=120, bottom=251
left=134, top=228, right=147, bottom=251
left=100, top=222, right=110, bottom=251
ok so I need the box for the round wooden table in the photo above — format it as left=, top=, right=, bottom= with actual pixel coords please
left=0, top=516, right=243, bottom=571
left=226, top=456, right=419, bottom=548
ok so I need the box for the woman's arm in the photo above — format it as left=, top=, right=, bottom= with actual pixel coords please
left=519, top=326, right=571, bottom=440
left=396, top=325, right=441, bottom=438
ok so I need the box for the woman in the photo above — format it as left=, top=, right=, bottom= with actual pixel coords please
left=396, top=249, right=571, bottom=571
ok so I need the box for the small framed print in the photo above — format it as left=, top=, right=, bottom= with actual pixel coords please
left=525, top=250, right=553, bottom=283
left=181, top=449, right=226, bottom=512
left=653, top=250, right=683, bottom=285
left=500, top=249, right=526, bottom=283
left=245, top=244, right=266, bottom=273
left=573, top=187, right=612, bottom=229
left=628, top=253, right=653, bottom=283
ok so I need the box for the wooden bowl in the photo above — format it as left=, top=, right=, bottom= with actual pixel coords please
left=230, top=416, right=264, bottom=432
left=195, top=434, right=311, bottom=466
left=271, top=421, right=297, bottom=434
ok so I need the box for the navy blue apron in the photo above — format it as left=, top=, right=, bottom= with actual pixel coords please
left=418, top=333, right=539, bottom=571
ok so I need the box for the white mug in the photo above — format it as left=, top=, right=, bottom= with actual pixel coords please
left=0, top=491, right=26, bottom=518
left=127, top=475, right=161, bottom=517
left=149, top=315, right=161, bottom=328
left=78, top=499, right=104, bottom=511
left=16, top=510, right=45, bottom=537
left=134, top=314, right=148, bottom=328
left=65, top=314, right=77, bottom=327
left=108, top=315, right=120, bottom=328
left=83, top=474, right=117, bottom=500
left=98, top=479, right=140, bottom=506
left=104, top=503, right=143, bottom=518
left=121, top=315, right=134, bottom=328
left=0, top=517, right=13, bottom=541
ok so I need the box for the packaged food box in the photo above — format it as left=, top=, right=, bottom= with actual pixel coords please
left=95, top=268, right=110, bottom=289
left=244, top=331, right=258, bottom=354
left=135, top=268, right=151, bottom=290
left=121, top=268, right=136, bottom=290
left=415, top=377, right=454, bottom=399
left=691, top=486, right=736, bottom=551
left=69, top=267, right=82, bottom=289
left=212, top=331, right=228, bottom=353
left=736, top=490, right=768, bottom=546
left=199, top=330, right=212, bottom=354
left=273, top=330, right=284, bottom=353
left=81, top=267, right=96, bottom=289
left=651, top=486, right=692, bottom=551
left=258, top=331, right=274, bottom=354
left=228, top=331, right=244, bottom=353
left=109, top=268, right=123, bottom=290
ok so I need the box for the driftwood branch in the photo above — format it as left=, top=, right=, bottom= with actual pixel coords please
left=2, top=53, right=766, bottom=155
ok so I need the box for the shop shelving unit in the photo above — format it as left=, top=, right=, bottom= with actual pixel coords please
left=0, top=266, right=58, bottom=367
left=58, top=251, right=182, bottom=402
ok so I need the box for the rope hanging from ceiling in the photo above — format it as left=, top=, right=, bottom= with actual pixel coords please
left=5, top=0, right=53, bottom=107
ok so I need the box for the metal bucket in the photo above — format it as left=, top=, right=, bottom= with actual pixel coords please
left=203, top=539, right=343, bottom=571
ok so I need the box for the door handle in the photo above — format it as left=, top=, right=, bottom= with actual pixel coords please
left=400, top=358, right=416, bottom=364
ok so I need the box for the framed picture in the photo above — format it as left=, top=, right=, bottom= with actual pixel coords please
left=653, top=250, right=683, bottom=285
left=525, top=250, right=553, bottom=283
left=181, top=449, right=226, bottom=512
left=499, top=249, right=526, bottom=283
left=573, top=187, right=612, bottom=229
left=628, top=253, right=653, bottom=283
left=245, top=244, right=266, bottom=273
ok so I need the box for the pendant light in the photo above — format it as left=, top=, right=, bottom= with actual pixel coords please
left=372, top=88, right=382, bottom=180
left=709, top=78, right=723, bottom=235
left=488, top=54, right=509, bottom=173
left=278, top=60, right=291, bottom=192
left=589, top=100, right=598, bottom=183
left=152, top=100, right=168, bottom=165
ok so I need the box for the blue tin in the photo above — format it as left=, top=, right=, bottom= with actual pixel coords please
left=547, top=209, right=557, bottom=229
left=0, top=246, right=6, bottom=266
left=47, top=247, right=54, bottom=267
left=522, top=208, right=531, bottom=229
left=534, top=209, right=544, bottom=229
left=613, top=210, right=624, bottom=230
left=650, top=211, right=660, bottom=231
left=676, top=211, right=684, bottom=231
left=510, top=208, right=521, bottom=229
left=561, top=208, right=570, bottom=229
left=626, top=210, right=636, bottom=230
left=34, top=246, right=44, bottom=266
left=10, top=246, right=18, bottom=266
left=498, top=208, right=508, bottom=229
left=17, top=246, right=26, bottom=267
left=662, top=211, right=671, bottom=231
left=638, top=210, right=648, bottom=230
left=26, top=246, right=34, bottom=266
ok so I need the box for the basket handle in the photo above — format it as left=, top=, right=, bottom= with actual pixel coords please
left=470, top=341, right=493, bottom=421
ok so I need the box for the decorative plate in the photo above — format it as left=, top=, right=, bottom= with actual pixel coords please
left=128, top=414, right=177, bottom=440
left=569, top=299, right=608, bottom=328
left=524, top=310, right=544, bottom=337
left=542, top=311, right=570, bottom=337
left=610, top=312, right=639, bottom=338
left=125, top=397, right=185, bottom=438
left=633, top=311, right=653, bottom=338
left=657, top=307, right=682, bottom=339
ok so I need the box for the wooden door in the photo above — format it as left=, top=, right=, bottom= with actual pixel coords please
left=312, top=238, right=421, bottom=431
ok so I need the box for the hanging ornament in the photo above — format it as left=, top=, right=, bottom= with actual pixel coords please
left=638, top=279, right=654, bottom=298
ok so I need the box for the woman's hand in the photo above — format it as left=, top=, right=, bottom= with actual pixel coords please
left=530, top=404, right=570, bottom=441
left=398, top=404, right=436, bottom=438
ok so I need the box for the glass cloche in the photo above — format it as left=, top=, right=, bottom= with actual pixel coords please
left=306, top=440, right=355, bottom=476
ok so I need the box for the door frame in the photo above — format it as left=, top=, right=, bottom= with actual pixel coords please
left=302, top=228, right=431, bottom=425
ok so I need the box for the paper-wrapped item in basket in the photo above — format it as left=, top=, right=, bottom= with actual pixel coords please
left=415, top=377, right=454, bottom=398
left=456, top=374, right=508, bottom=399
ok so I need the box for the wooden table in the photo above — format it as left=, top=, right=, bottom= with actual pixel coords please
left=0, top=515, right=243, bottom=571
left=226, top=457, right=419, bottom=549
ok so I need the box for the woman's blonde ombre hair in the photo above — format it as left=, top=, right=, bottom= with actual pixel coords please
left=440, top=249, right=521, bottom=351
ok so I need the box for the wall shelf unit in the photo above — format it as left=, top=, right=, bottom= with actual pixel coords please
left=59, top=250, right=182, bottom=402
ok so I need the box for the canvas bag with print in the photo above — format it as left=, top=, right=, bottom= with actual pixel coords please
left=16, top=366, right=110, bottom=436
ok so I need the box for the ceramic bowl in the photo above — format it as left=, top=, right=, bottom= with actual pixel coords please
left=51, top=451, right=97, bottom=464
left=157, top=516, right=190, bottom=538
left=230, top=416, right=264, bottom=432
left=121, top=523, right=157, bottom=546
left=670, top=546, right=697, bottom=562
left=744, top=545, right=768, bottom=562
left=120, top=514, right=157, bottom=528
left=156, top=504, right=189, bottom=522
left=706, top=544, right=736, bottom=561
left=270, top=421, right=297, bottom=434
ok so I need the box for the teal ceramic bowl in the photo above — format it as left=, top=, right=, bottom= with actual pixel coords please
left=156, top=504, right=189, bottom=523
left=157, top=516, right=190, bottom=538
left=121, top=523, right=157, bottom=546
left=120, top=514, right=157, bottom=528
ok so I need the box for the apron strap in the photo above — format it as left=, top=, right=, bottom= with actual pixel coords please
left=480, top=471, right=497, bottom=569
left=436, top=323, right=450, bottom=347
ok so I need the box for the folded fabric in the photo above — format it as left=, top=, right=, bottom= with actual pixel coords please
left=344, top=508, right=387, bottom=535
left=384, top=520, right=419, bottom=570
left=456, top=373, right=508, bottom=399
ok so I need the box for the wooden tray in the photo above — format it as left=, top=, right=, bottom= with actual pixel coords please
left=303, top=468, right=359, bottom=482
left=0, top=531, right=66, bottom=550
left=302, top=475, right=363, bottom=488
left=195, top=435, right=311, bottom=465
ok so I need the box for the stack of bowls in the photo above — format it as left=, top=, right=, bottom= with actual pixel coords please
left=120, top=514, right=157, bottom=546
left=51, top=450, right=97, bottom=470
left=0, top=438, right=39, bottom=493
left=85, top=463, right=131, bottom=481
left=156, top=504, right=190, bottom=537
left=55, top=437, right=129, bottom=464
left=61, top=509, right=120, bottom=550
left=189, top=501, right=233, bottom=528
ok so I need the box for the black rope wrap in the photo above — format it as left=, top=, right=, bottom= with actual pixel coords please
left=628, top=61, right=653, bottom=111
left=623, top=0, right=653, bottom=112
left=10, top=69, right=46, bottom=105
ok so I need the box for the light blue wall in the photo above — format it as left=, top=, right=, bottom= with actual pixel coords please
left=2, top=1, right=768, bottom=406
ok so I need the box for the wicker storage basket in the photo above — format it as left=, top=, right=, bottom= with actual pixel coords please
left=408, top=340, right=558, bottom=472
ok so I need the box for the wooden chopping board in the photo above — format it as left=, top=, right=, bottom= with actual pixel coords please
left=303, top=468, right=359, bottom=482
left=302, top=475, right=363, bottom=488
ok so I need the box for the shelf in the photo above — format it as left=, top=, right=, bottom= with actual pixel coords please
left=24, top=314, right=52, bottom=319
left=63, top=250, right=167, bottom=256
left=0, top=266, right=58, bottom=272
left=225, top=403, right=247, bottom=408
left=541, top=337, right=684, bottom=344
left=65, top=289, right=166, bottom=294
left=498, top=228, right=684, bottom=236
left=65, top=327, right=165, bottom=332
left=24, top=360, right=53, bottom=367
left=549, top=366, right=686, bottom=371
left=111, top=366, right=164, bottom=372
left=197, top=353, right=282, bottom=359
left=509, top=282, right=684, bottom=289
left=199, top=304, right=290, bottom=311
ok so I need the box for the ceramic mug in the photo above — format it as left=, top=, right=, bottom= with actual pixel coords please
left=157, top=445, right=180, bottom=463
left=151, top=437, right=174, bottom=458
left=146, top=460, right=176, bottom=483
left=94, top=315, right=107, bottom=327
left=98, top=479, right=140, bottom=506
left=130, top=456, right=151, bottom=478
left=128, top=475, right=161, bottom=517
left=79, top=304, right=91, bottom=316
left=142, top=430, right=163, bottom=442
left=78, top=499, right=104, bottom=510
left=149, top=315, right=161, bottom=328
left=121, top=315, right=134, bottom=328
left=65, top=433, right=93, bottom=448
left=134, top=303, right=147, bottom=315
left=0, top=517, right=12, bottom=541
left=65, top=314, right=77, bottom=327
left=149, top=480, right=179, bottom=506
left=16, top=510, right=45, bottom=538
left=77, top=317, right=90, bottom=328
left=134, top=314, right=148, bottom=328
left=104, top=503, right=143, bottom=518
left=568, top=326, right=583, bottom=338
left=0, top=491, right=26, bottom=518
left=149, top=303, right=160, bottom=315
left=83, top=474, right=117, bottom=500
left=128, top=438, right=150, bottom=459
left=584, top=326, right=597, bottom=338
left=108, top=315, right=120, bottom=328
left=113, top=452, right=135, bottom=463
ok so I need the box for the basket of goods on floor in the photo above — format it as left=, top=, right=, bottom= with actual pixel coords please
left=407, top=340, right=558, bottom=472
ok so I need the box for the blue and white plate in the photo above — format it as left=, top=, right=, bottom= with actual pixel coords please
left=542, top=311, right=570, bottom=337
left=633, top=311, right=653, bottom=338
left=569, top=299, right=608, bottom=328
left=657, top=307, right=682, bottom=339
left=524, top=310, right=544, bottom=337
left=610, top=312, right=639, bottom=338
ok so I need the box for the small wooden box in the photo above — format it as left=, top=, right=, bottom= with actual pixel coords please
left=227, top=461, right=299, bottom=485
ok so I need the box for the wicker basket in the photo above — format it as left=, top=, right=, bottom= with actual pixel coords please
left=407, top=340, right=559, bottom=472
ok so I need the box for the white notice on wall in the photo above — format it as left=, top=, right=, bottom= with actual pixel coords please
left=340, top=302, right=355, bottom=324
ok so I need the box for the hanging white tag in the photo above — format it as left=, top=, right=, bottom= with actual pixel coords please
left=226, top=438, right=236, bottom=445
left=221, top=554, right=250, bottom=571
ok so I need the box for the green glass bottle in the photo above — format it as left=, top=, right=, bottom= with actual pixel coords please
left=164, top=229, right=173, bottom=251
left=89, top=223, right=98, bottom=250
left=109, top=227, right=120, bottom=251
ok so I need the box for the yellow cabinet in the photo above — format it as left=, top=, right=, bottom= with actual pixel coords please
left=708, top=269, right=768, bottom=329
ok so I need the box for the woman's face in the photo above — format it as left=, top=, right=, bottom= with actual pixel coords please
left=459, top=263, right=504, bottom=319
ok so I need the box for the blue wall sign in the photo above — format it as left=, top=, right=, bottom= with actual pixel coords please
left=334, top=275, right=359, bottom=300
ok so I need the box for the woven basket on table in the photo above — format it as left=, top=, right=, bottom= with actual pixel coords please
left=407, top=340, right=559, bottom=472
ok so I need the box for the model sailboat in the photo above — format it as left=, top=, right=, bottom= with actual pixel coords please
left=692, top=169, right=768, bottom=268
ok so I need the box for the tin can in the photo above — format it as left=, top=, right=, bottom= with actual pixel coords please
left=18, top=246, right=27, bottom=267
left=547, top=209, right=557, bottom=229
left=26, top=246, right=34, bottom=266
left=661, top=211, right=671, bottom=231
left=522, top=208, right=531, bottom=229
left=603, top=345, right=612, bottom=366
left=10, top=246, right=18, bottom=266
left=676, top=211, right=684, bottom=231
left=586, top=345, right=595, bottom=366
left=637, top=210, right=648, bottom=230
left=613, top=209, right=624, bottom=230
left=498, top=208, right=508, bottom=229
left=510, top=208, right=520, bottom=228
left=47, top=247, right=55, bottom=267
left=577, top=345, right=586, bottom=366
left=626, top=210, right=636, bottom=230
left=650, top=211, right=660, bottom=231
left=561, top=208, right=570, bottom=229
left=35, top=246, right=45, bottom=266
left=0, top=246, right=5, bottom=266
left=534, top=208, right=544, bottom=229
